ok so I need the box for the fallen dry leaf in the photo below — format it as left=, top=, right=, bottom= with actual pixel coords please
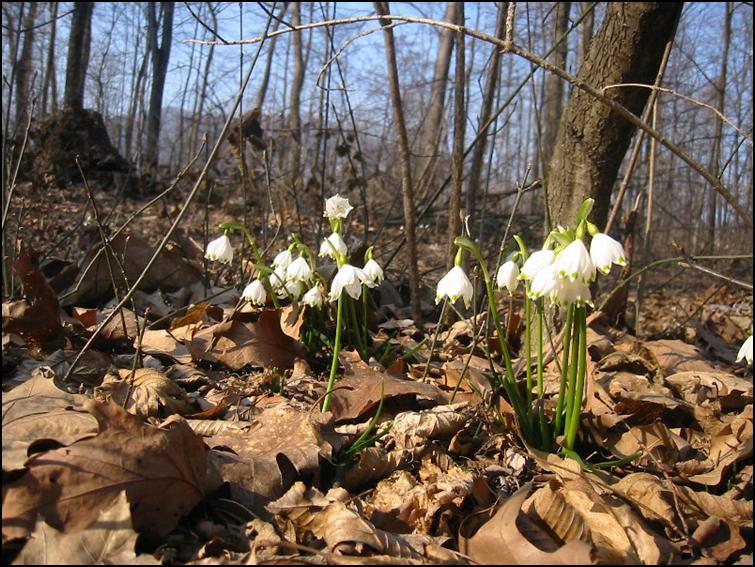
left=2, top=400, right=207, bottom=540
left=11, top=491, right=159, bottom=565
left=95, top=367, right=193, bottom=417
left=2, top=366, right=97, bottom=471
left=188, top=311, right=296, bottom=371
left=459, top=482, right=596, bottom=565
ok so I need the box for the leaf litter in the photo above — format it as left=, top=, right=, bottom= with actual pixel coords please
left=1, top=196, right=753, bottom=565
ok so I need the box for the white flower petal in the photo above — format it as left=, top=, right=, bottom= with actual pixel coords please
left=554, top=239, right=596, bottom=283
left=362, top=259, right=384, bottom=288
left=324, top=194, right=354, bottom=220
left=436, top=266, right=473, bottom=308
left=205, top=235, right=234, bottom=265
left=329, top=264, right=366, bottom=301
left=520, top=249, right=555, bottom=280
left=496, top=261, right=520, bottom=294
left=272, top=249, right=293, bottom=270
left=737, top=335, right=753, bottom=365
left=242, top=280, right=267, bottom=305
left=302, top=286, right=325, bottom=307
left=590, top=233, right=626, bottom=275
left=319, top=232, right=348, bottom=259
left=286, top=256, right=312, bottom=282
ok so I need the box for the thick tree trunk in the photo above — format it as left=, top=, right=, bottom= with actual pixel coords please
left=541, top=2, right=570, bottom=174
left=144, top=2, right=174, bottom=179
left=42, top=2, right=59, bottom=116
left=15, top=2, right=38, bottom=124
left=63, top=2, right=93, bottom=111
left=545, top=2, right=682, bottom=230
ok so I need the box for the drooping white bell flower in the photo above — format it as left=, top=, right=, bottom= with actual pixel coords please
left=519, top=248, right=555, bottom=280
left=590, top=233, right=627, bottom=275
left=241, top=279, right=267, bottom=305
left=286, top=256, right=312, bottom=282
left=269, top=266, right=288, bottom=290
left=435, top=266, right=474, bottom=308
left=272, top=249, right=293, bottom=270
left=496, top=261, right=520, bottom=294
left=319, top=232, right=348, bottom=259
left=205, top=235, right=234, bottom=265
left=277, top=278, right=304, bottom=300
left=528, top=263, right=559, bottom=300
left=301, top=285, right=325, bottom=308
left=362, top=259, right=384, bottom=288
left=553, top=277, right=592, bottom=306
left=329, top=264, right=367, bottom=301
left=554, top=239, right=596, bottom=283
left=737, top=335, right=753, bottom=365
left=324, top=194, right=354, bottom=220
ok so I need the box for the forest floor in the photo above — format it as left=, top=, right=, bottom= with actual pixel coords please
left=2, top=180, right=753, bottom=565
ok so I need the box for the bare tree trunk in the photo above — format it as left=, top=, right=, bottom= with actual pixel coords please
left=189, top=4, right=217, bottom=159
left=42, top=2, right=59, bottom=116
left=577, top=2, right=594, bottom=69
left=545, top=2, right=683, bottom=230
left=541, top=2, right=570, bottom=173
left=63, top=1, right=93, bottom=111
left=705, top=2, right=732, bottom=253
left=256, top=2, right=289, bottom=109
left=288, top=3, right=305, bottom=202
left=144, top=2, right=174, bottom=182
left=15, top=2, right=38, bottom=125
left=465, top=2, right=507, bottom=237
left=374, top=1, right=421, bottom=324
left=415, top=2, right=457, bottom=199
left=124, top=4, right=147, bottom=159
left=447, top=3, right=466, bottom=266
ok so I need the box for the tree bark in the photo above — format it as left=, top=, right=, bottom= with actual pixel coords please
left=288, top=3, right=305, bottom=197
left=15, top=2, right=38, bottom=125
left=545, top=2, right=683, bottom=230
left=465, top=2, right=507, bottom=236
left=541, top=2, right=570, bottom=174
left=42, top=2, right=59, bottom=116
left=448, top=3, right=465, bottom=265
left=144, top=2, right=174, bottom=178
left=415, top=2, right=457, bottom=199
left=705, top=2, right=732, bottom=253
left=256, top=2, right=289, bottom=109
left=63, top=2, right=93, bottom=111
left=375, top=1, right=421, bottom=324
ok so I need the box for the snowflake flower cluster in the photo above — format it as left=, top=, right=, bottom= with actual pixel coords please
left=204, top=194, right=383, bottom=309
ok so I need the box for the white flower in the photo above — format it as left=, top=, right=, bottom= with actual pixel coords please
left=590, top=233, right=627, bottom=275
left=496, top=261, right=519, bottom=294
left=269, top=266, right=287, bottom=290
left=241, top=280, right=267, bottom=305
left=554, top=239, right=596, bottom=283
left=301, top=285, right=325, bottom=308
left=329, top=264, right=367, bottom=301
left=286, top=256, right=312, bottom=282
left=528, top=264, right=559, bottom=300
left=519, top=249, right=555, bottom=280
left=737, top=335, right=753, bottom=365
left=435, top=266, right=473, bottom=308
left=205, top=235, right=233, bottom=265
left=272, top=249, right=293, bottom=270
left=362, top=259, right=384, bottom=288
left=277, top=279, right=303, bottom=300
left=553, top=277, right=592, bottom=306
left=319, top=232, right=348, bottom=259
left=324, top=194, right=354, bottom=220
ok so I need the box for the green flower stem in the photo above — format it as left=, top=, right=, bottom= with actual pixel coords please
left=565, top=305, right=587, bottom=451
left=322, top=293, right=344, bottom=413
left=347, top=296, right=367, bottom=358
left=454, top=236, right=532, bottom=441
left=362, top=283, right=369, bottom=353
left=563, top=305, right=582, bottom=441
left=523, top=293, right=534, bottom=431
left=536, top=298, right=549, bottom=447
left=554, top=304, right=575, bottom=437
